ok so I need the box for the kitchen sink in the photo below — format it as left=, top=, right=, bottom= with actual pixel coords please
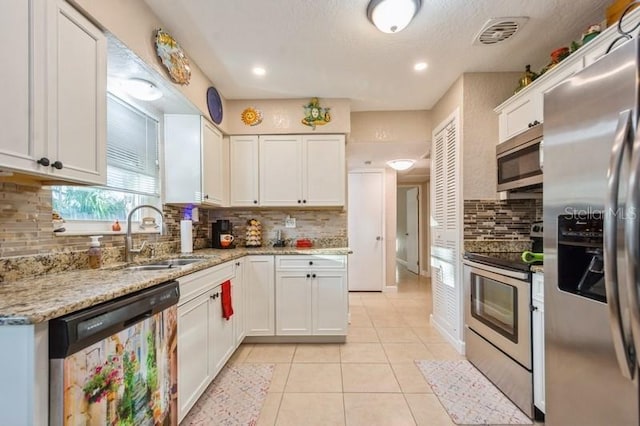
left=125, top=265, right=176, bottom=271
left=124, top=258, right=204, bottom=271
left=152, top=258, right=203, bottom=266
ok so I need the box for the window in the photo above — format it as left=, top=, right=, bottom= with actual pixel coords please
left=52, top=94, right=160, bottom=229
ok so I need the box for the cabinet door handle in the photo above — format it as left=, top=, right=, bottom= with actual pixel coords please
left=312, top=273, right=316, bottom=278
left=297, top=200, right=302, bottom=204
left=309, top=261, right=313, bottom=265
left=253, top=200, right=258, bottom=204
left=37, top=157, right=50, bottom=166
left=51, top=161, right=63, bottom=170
left=303, top=199, right=307, bottom=204
left=306, top=274, right=311, bottom=278
left=530, top=305, right=538, bottom=312
left=204, top=194, right=209, bottom=199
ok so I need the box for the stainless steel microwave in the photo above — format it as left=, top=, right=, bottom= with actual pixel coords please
left=496, top=124, right=543, bottom=192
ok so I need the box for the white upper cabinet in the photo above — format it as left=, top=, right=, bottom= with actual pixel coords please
left=304, top=135, right=345, bottom=206
left=230, top=135, right=260, bottom=206
left=260, top=135, right=303, bottom=206
left=164, top=115, right=226, bottom=206
left=0, top=0, right=106, bottom=184
left=496, top=10, right=640, bottom=144
left=257, top=134, right=345, bottom=207
left=202, top=119, right=225, bottom=205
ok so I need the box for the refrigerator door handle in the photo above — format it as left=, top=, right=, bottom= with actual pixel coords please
left=605, top=109, right=635, bottom=380
left=626, top=113, right=640, bottom=372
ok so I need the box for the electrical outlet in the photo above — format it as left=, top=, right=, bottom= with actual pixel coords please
left=285, top=216, right=296, bottom=228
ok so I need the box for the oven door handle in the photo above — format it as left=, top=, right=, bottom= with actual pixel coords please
left=605, top=109, right=635, bottom=380
left=463, top=259, right=529, bottom=281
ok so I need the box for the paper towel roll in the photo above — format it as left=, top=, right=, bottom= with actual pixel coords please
left=180, top=220, right=193, bottom=254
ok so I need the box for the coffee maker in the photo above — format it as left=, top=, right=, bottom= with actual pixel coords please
left=211, top=220, right=235, bottom=249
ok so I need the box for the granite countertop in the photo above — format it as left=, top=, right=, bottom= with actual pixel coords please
left=0, top=247, right=351, bottom=326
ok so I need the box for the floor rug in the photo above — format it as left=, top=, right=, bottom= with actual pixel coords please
left=415, top=360, right=532, bottom=425
left=182, top=363, right=275, bottom=425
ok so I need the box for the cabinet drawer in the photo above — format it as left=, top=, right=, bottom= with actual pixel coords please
left=532, top=272, right=544, bottom=302
left=178, top=261, right=235, bottom=304
left=275, top=255, right=346, bottom=270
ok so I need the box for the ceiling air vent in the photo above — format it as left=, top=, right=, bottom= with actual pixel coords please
left=473, top=17, right=529, bottom=46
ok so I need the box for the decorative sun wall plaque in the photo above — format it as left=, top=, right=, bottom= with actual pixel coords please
left=241, top=107, right=263, bottom=126
left=155, top=28, right=191, bottom=85
left=301, top=97, right=331, bottom=130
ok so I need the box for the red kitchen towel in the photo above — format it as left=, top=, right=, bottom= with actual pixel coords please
left=221, top=280, right=233, bottom=320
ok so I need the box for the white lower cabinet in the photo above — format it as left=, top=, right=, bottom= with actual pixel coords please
left=313, top=271, right=348, bottom=334
left=276, top=271, right=313, bottom=335
left=245, top=255, right=276, bottom=336
left=210, top=283, right=235, bottom=376
left=176, top=260, right=238, bottom=423
left=177, top=291, right=212, bottom=421
left=275, top=255, right=348, bottom=336
left=233, top=258, right=246, bottom=345
left=532, top=272, right=545, bottom=414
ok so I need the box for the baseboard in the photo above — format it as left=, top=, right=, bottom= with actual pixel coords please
left=244, top=335, right=346, bottom=344
left=430, top=313, right=466, bottom=354
left=396, top=258, right=408, bottom=266
left=421, top=268, right=431, bottom=277
left=383, top=285, right=398, bottom=293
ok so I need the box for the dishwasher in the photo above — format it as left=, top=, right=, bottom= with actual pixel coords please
left=49, top=280, right=180, bottom=426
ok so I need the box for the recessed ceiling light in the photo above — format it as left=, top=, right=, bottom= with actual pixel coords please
left=252, top=67, right=266, bottom=76
left=414, top=62, right=428, bottom=71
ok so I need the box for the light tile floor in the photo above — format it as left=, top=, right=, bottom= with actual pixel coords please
left=227, top=266, right=462, bottom=426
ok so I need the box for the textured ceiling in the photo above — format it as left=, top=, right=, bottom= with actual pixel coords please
left=143, top=0, right=610, bottom=111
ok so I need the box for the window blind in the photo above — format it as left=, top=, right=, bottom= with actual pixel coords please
left=106, top=94, right=159, bottom=196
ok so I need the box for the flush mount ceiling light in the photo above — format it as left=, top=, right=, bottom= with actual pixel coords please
left=120, top=78, right=163, bottom=101
left=367, top=0, right=422, bottom=34
left=414, top=62, right=428, bottom=71
left=387, top=159, right=415, bottom=171
left=252, top=66, right=266, bottom=76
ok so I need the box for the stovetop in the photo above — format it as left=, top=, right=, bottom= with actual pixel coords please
left=463, top=251, right=540, bottom=272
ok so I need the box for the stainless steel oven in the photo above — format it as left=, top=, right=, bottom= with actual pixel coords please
left=464, top=260, right=531, bottom=368
left=496, top=124, right=543, bottom=192
left=463, top=256, right=534, bottom=418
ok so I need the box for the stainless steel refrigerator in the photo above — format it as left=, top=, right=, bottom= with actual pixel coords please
left=544, top=37, right=640, bottom=425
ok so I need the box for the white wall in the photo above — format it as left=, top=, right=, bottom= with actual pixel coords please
left=396, top=188, right=408, bottom=262
left=384, top=168, right=397, bottom=288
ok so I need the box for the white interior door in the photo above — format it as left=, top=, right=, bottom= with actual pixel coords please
left=406, top=187, right=419, bottom=274
left=348, top=171, right=384, bottom=291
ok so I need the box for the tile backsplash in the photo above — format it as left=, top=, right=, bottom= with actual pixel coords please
left=0, top=182, right=346, bottom=281
left=209, top=208, right=347, bottom=248
left=464, top=198, right=542, bottom=241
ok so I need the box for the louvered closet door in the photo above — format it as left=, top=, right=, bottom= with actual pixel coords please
left=430, top=110, right=461, bottom=344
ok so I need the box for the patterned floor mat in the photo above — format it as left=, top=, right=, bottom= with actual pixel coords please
left=182, top=363, right=275, bottom=425
left=415, top=360, right=532, bottom=425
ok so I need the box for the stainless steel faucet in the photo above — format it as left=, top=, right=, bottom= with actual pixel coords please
left=125, top=204, right=165, bottom=262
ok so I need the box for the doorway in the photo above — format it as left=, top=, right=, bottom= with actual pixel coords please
left=396, top=185, right=420, bottom=277
left=348, top=170, right=385, bottom=291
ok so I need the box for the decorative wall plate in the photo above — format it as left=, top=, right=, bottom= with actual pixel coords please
left=241, top=107, right=263, bottom=126
left=155, top=28, right=191, bottom=85
left=207, top=86, right=223, bottom=124
left=301, top=97, right=331, bottom=130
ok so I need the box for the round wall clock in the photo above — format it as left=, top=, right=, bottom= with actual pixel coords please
left=207, top=86, right=223, bottom=124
